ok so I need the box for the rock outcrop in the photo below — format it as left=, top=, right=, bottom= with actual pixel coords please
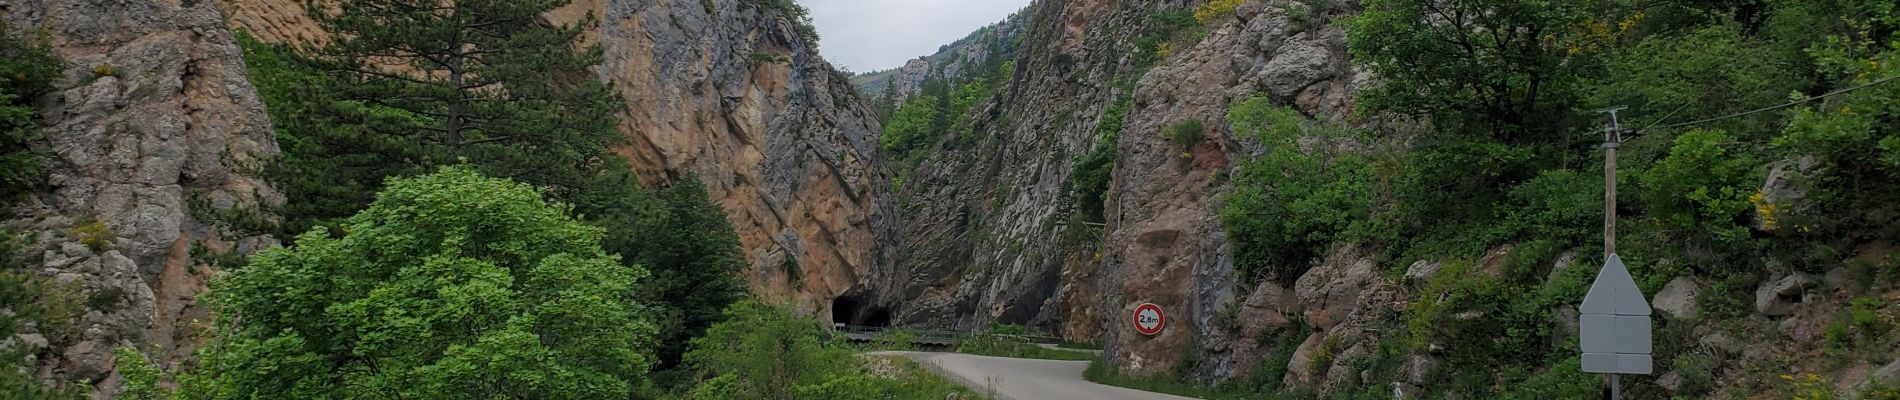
left=214, top=0, right=903, bottom=321
left=851, top=12, right=1026, bottom=103
left=2, top=0, right=282, bottom=393
left=876, top=0, right=1368, bottom=383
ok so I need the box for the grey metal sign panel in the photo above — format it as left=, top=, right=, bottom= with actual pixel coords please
left=1580, top=255, right=1651, bottom=316
left=1582, top=353, right=1654, bottom=375
left=1579, top=315, right=1651, bottom=354
left=1579, top=253, right=1653, bottom=375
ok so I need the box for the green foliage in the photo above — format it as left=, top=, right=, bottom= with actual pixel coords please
left=1, top=230, right=87, bottom=399
left=880, top=95, right=943, bottom=161
left=69, top=219, right=112, bottom=252
left=1638, top=129, right=1760, bottom=254
left=0, top=20, right=59, bottom=200
left=1222, top=98, right=1376, bottom=284
left=1348, top=0, right=1615, bottom=142
left=617, top=176, right=749, bottom=372
left=1081, top=359, right=1212, bottom=399
left=682, top=301, right=983, bottom=400
left=1194, top=0, right=1246, bottom=26
left=958, top=327, right=1095, bottom=361
left=1162, top=119, right=1206, bottom=151
left=1673, top=352, right=1718, bottom=396
left=1064, top=96, right=1128, bottom=235
left=1134, top=10, right=1200, bottom=70
left=206, top=167, right=656, bottom=399
left=1775, top=41, right=1900, bottom=237
left=263, top=0, right=628, bottom=236
left=744, top=0, right=820, bottom=48
left=1495, top=357, right=1599, bottom=400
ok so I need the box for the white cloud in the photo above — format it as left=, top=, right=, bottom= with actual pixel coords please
left=800, top=0, right=1031, bottom=72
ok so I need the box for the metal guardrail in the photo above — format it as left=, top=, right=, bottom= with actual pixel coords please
left=832, top=325, right=1064, bottom=346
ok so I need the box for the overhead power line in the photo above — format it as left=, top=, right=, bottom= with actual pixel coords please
left=1637, top=74, right=1900, bottom=133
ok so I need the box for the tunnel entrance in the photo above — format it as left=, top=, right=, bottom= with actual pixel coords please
left=831, top=295, right=891, bottom=328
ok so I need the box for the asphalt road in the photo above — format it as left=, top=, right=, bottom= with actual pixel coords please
left=869, top=351, right=1200, bottom=400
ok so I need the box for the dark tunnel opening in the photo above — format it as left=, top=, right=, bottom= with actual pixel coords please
left=830, top=295, right=892, bottom=328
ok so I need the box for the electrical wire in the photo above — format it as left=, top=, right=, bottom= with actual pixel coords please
left=1634, top=74, right=1900, bottom=133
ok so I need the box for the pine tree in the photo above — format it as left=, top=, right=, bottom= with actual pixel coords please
left=275, top=0, right=624, bottom=232
left=632, top=176, right=748, bottom=371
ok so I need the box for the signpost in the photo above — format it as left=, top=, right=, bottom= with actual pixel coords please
left=1583, top=107, right=1651, bottom=400
left=1133, top=303, right=1165, bottom=336
left=1580, top=255, right=1653, bottom=385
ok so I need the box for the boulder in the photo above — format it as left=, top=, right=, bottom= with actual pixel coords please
left=1652, top=277, right=1700, bottom=320
left=1755, top=156, right=1817, bottom=231
left=1657, top=371, right=1684, bottom=392
left=1754, top=273, right=1812, bottom=317
left=1849, top=359, right=1900, bottom=400
left=1405, top=260, right=1443, bottom=283
left=1294, top=247, right=1379, bottom=330
left=1545, top=251, right=1579, bottom=286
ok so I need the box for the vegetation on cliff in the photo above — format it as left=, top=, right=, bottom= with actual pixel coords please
left=0, top=22, right=87, bottom=400
left=1208, top=0, right=1900, bottom=397
left=235, top=0, right=751, bottom=389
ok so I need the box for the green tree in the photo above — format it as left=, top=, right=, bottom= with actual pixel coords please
left=880, top=95, right=943, bottom=160
left=1221, top=97, right=1378, bottom=284
left=684, top=301, right=857, bottom=400
left=626, top=176, right=748, bottom=371
left=266, top=0, right=626, bottom=234
left=1, top=231, right=86, bottom=400
left=0, top=20, right=60, bottom=200
left=208, top=167, right=656, bottom=399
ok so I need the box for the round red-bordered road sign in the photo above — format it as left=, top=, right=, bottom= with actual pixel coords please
left=1133, top=303, right=1165, bottom=336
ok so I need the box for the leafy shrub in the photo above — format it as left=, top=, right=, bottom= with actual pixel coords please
left=0, top=20, right=60, bottom=199
left=684, top=301, right=984, bottom=399
left=85, top=285, right=124, bottom=312
left=1065, top=97, right=1127, bottom=231
left=1134, top=10, right=1199, bottom=70
left=1673, top=353, right=1717, bottom=396
left=1638, top=129, right=1759, bottom=254
left=1782, top=373, right=1836, bottom=400
left=1221, top=97, right=1375, bottom=284
left=207, top=167, right=658, bottom=399
left=1194, top=0, right=1246, bottom=26
left=1163, top=119, right=1206, bottom=151
left=70, top=220, right=112, bottom=252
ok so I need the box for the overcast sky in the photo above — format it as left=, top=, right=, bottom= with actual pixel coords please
left=801, top=0, right=1031, bottom=72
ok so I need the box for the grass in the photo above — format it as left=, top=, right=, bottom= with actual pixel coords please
left=865, top=355, right=993, bottom=400
left=1057, top=340, right=1103, bottom=350
left=1082, top=359, right=1212, bottom=398
left=958, top=334, right=1098, bottom=361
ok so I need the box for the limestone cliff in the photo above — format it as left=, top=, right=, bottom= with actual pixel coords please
left=1, top=0, right=282, bottom=393
left=851, top=12, right=1026, bottom=104
left=869, top=0, right=1369, bottom=385
left=214, top=0, right=903, bottom=319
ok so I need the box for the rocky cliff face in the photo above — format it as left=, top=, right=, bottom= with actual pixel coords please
left=874, top=0, right=1368, bottom=383
left=1095, top=0, right=1363, bottom=380
left=1, top=0, right=282, bottom=393
left=214, top=0, right=903, bottom=319
left=851, top=12, right=1025, bottom=104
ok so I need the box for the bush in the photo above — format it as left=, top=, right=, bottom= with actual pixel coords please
left=207, top=167, right=658, bottom=399
left=0, top=20, right=60, bottom=199
left=684, top=301, right=984, bottom=399
left=1194, top=0, right=1246, bottom=26
left=1638, top=129, right=1759, bottom=255
left=70, top=220, right=112, bottom=252
left=1163, top=119, right=1206, bottom=151
left=1221, top=97, right=1375, bottom=284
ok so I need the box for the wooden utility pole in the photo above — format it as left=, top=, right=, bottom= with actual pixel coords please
left=1600, top=106, right=1626, bottom=259
left=1598, top=106, right=1627, bottom=400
